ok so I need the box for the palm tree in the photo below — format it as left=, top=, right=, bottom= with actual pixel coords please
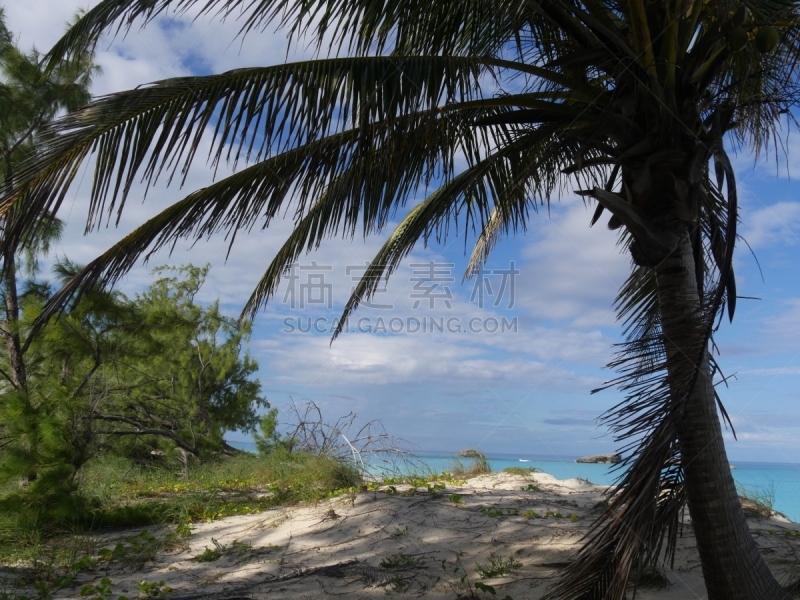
left=2, top=1, right=799, bottom=597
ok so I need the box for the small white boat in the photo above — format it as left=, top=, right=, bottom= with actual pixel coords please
left=519, top=459, right=529, bottom=462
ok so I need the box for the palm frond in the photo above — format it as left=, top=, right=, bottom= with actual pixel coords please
left=44, top=0, right=581, bottom=68
left=2, top=57, right=500, bottom=247
left=244, top=124, right=580, bottom=326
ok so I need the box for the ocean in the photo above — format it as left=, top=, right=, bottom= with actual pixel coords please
left=226, top=442, right=800, bottom=522
left=414, top=451, right=800, bottom=522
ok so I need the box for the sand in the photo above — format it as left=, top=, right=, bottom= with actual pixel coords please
left=40, top=471, right=800, bottom=599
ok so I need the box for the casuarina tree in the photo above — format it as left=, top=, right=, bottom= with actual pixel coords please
left=0, top=9, right=97, bottom=390
left=2, top=1, right=799, bottom=598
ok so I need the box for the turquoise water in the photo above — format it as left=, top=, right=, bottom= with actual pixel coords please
left=417, top=451, right=800, bottom=523
left=226, top=442, right=800, bottom=522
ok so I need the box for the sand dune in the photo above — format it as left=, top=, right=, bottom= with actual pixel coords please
left=58, top=471, right=800, bottom=599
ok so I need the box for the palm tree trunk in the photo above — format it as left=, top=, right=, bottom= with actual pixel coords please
left=655, top=228, right=787, bottom=600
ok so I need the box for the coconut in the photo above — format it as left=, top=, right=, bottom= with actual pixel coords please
left=755, top=26, right=779, bottom=54
left=726, top=27, right=749, bottom=52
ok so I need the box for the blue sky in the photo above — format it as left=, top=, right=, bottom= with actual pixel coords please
left=5, top=1, right=800, bottom=463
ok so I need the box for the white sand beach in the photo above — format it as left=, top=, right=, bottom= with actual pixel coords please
left=46, top=471, right=800, bottom=599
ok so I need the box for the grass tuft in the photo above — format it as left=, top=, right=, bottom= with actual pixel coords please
left=737, top=481, right=778, bottom=518
left=475, top=553, right=522, bottom=579
left=451, top=450, right=491, bottom=478
left=503, top=466, right=538, bottom=476
left=380, top=553, right=428, bottom=570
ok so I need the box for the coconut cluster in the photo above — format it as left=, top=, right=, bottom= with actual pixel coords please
left=725, top=7, right=780, bottom=54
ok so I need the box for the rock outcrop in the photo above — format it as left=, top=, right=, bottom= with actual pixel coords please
left=576, top=453, right=622, bottom=464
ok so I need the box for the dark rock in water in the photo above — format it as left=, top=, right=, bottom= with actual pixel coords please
left=457, top=449, right=485, bottom=459
left=575, top=453, right=622, bottom=464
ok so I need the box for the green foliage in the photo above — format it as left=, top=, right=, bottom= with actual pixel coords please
left=0, top=7, right=97, bottom=396
left=474, top=554, right=523, bottom=579
left=474, top=581, right=496, bottom=595
left=97, top=530, right=161, bottom=568
left=193, top=538, right=252, bottom=562
left=193, top=545, right=223, bottom=563
left=0, top=264, right=267, bottom=533
left=253, top=408, right=294, bottom=455
left=379, top=553, right=428, bottom=570
left=79, top=578, right=129, bottom=600
left=136, top=265, right=267, bottom=441
left=81, top=451, right=359, bottom=528
left=0, top=451, right=359, bottom=580
left=503, top=466, right=537, bottom=476
left=389, top=526, right=408, bottom=538
left=136, top=580, right=171, bottom=599
left=737, top=481, right=777, bottom=517
left=449, top=451, right=491, bottom=479
left=475, top=581, right=513, bottom=598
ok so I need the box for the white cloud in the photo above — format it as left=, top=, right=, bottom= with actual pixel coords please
left=254, top=331, right=599, bottom=391
left=517, top=199, right=630, bottom=328
left=3, top=0, right=86, bottom=51
left=740, top=201, right=800, bottom=249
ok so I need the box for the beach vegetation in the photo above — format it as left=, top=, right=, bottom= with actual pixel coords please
left=0, top=264, right=270, bottom=537
left=389, top=526, right=409, bottom=538
left=6, top=0, right=800, bottom=596
left=0, top=7, right=97, bottom=395
left=473, top=581, right=496, bottom=595
left=452, top=451, right=491, bottom=477
left=475, top=554, right=523, bottom=579
left=193, top=538, right=253, bottom=563
left=474, top=581, right=514, bottom=599
left=379, top=553, right=429, bottom=570
left=79, top=577, right=126, bottom=600
left=135, top=580, right=170, bottom=599
left=504, top=467, right=538, bottom=476
left=0, top=451, right=361, bottom=577
left=737, top=481, right=778, bottom=518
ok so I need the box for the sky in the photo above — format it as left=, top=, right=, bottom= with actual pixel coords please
left=4, top=1, right=800, bottom=463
